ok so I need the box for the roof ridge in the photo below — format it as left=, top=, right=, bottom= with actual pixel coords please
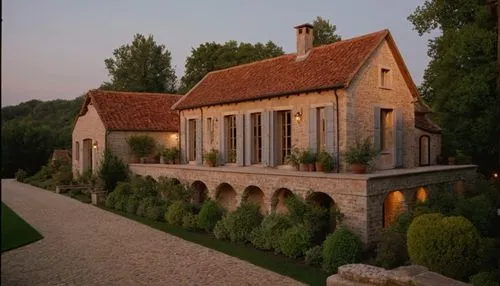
left=91, top=89, right=181, bottom=97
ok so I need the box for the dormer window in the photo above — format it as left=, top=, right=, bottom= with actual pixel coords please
left=380, top=67, right=392, bottom=89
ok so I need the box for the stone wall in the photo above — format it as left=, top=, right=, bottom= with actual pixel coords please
left=107, top=131, right=178, bottom=163
left=414, top=128, right=441, bottom=166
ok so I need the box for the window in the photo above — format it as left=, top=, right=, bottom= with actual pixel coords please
left=75, top=141, right=80, bottom=161
left=317, top=107, right=326, bottom=152
left=225, top=115, right=237, bottom=163
left=207, top=118, right=214, bottom=144
left=277, top=110, right=292, bottom=164
left=251, top=113, right=262, bottom=163
left=380, top=109, right=393, bottom=152
left=380, top=68, right=391, bottom=88
left=188, top=119, right=197, bottom=161
left=419, top=135, right=430, bottom=166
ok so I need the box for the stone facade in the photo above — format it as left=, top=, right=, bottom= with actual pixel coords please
left=414, top=128, right=441, bottom=166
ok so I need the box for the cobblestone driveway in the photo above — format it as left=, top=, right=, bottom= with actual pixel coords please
left=1, top=179, right=303, bottom=286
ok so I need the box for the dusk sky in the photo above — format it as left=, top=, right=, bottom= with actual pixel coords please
left=1, top=0, right=434, bottom=107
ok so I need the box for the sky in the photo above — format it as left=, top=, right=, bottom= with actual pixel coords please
left=1, top=0, right=434, bottom=107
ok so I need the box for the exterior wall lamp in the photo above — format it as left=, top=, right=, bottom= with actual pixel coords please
left=294, top=111, right=303, bottom=123
left=93, top=141, right=98, bottom=149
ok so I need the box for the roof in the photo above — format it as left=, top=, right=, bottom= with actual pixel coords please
left=414, top=100, right=433, bottom=113
left=415, top=113, right=442, bottom=134
left=52, top=149, right=71, bottom=162
left=174, top=29, right=420, bottom=110
left=78, top=90, right=181, bottom=132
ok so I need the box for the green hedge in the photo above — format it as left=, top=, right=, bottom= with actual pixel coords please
left=165, top=201, right=192, bottom=226
left=279, top=224, right=311, bottom=259
left=223, top=203, right=263, bottom=243
left=197, top=200, right=225, bottom=232
left=322, top=227, right=362, bottom=274
left=250, top=214, right=291, bottom=251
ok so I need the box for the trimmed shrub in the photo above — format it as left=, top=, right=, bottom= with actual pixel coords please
left=455, top=194, right=497, bottom=237
left=223, top=203, right=263, bottom=243
left=305, top=245, right=323, bottom=267
left=130, top=176, right=158, bottom=198
left=182, top=213, right=198, bottom=231
left=15, top=169, right=28, bottom=182
left=165, top=201, right=192, bottom=226
left=158, top=176, right=192, bottom=203
left=145, top=201, right=168, bottom=221
left=113, top=182, right=133, bottom=211
left=98, top=150, right=128, bottom=191
left=279, top=224, right=311, bottom=259
left=322, top=227, right=363, bottom=274
left=470, top=271, right=499, bottom=286
left=407, top=213, right=483, bottom=281
left=375, top=230, right=408, bottom=269
left=105, top=191, right=118, bottom=209
left=197, top=200, right=225, bottom=232
left=213, top=218, right=229, bottom=240
left=250, top=214, right=291, bottom=251
left=125, top=195, right=141, bottom=214
left=68, top=189, right=83, bottom=198
left=136, top=196, right=161, bottom=218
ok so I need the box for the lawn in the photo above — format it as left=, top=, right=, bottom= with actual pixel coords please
left=104, top=208, right=329, bottom=286
left=1, top=202, right=43, bottom=252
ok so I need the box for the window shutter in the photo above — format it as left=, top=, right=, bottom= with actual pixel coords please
left=325, top=106, right=335, bottom=155
left=373, top=106, right=381, bottom=152
left=269, top=111, right=277, bottom=167
left=195, top=119, right=202, bottom=165
left=180, top=116, right=187, bottom=164
left=236, top=114, right=244, bottom=166
left=395, top=109, right=403, bottom=168
left=218, top=116, right=226, bottom=164
left=309, top=107, right=318, bottom=154
left=262, top=111, right=269, bottom=166
left=244, top=114, right=252, bottom=165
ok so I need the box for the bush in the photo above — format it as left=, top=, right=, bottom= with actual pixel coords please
left=165, top=201, right=192, bottom=226
left=279, top=224, right=311, bottom=259
left=375, top=230, right=408, bottom=269
left=213, top=218, right=229, bottom=240
left=157, top=176, right=192, bottom=203
left=182, top=213, right=198, bottom=230
left=127, top=135, right=156, bottom=158
left=125, top=195, right=141, bottom=214
left=145, top=202, right=167, bottom=221
left=305, top=245, right=323, bottom=267
left=15, top=169, right=28, bottom=182
left=136, top=196, right=162, bottom=218
left=455, top=194, right=497, bottom=237
left=130, top=176, right=158, bottom=198
left=98, top=150, right=128, bottom=191
left=197, top=200, right=225, bottom=232
left=68, top=189, right=83, bottom=198
left=250, top=214, right=292, bottom=251
left=407, top=213, right=483, bottom=281
left=470, top=271, right=499, bottom=286
left=111, top=182, right=133, bottom=211
left=105, top=191, right=118, bottom=209
left=223, top=203, right=263, bottom=243
left=322, top=227, right=363, bottom=274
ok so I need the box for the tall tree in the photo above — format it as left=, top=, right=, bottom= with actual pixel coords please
left=312, top=16, right=341, bottom=47
left=102, top=34, right=177, bottom=93
left=178, top=41, right=284, bottom=94
left=409, top=0, right=499, bottom=173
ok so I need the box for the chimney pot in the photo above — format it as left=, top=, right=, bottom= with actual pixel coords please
left=294, top=23, right=314, bottom=57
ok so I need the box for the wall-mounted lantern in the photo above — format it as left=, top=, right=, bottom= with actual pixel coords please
left=294, top=111, right=303, bottom=124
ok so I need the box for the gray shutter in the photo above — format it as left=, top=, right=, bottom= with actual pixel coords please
left=269, top=111, right=277, bottom=166
left=325, top=106, right=335, bottom=154
left=180, top=116, right=187, bottom=164
left=236, top=114, right=244, bottom=166
left=373, top=106, right=381, bottom=152
left=245, top=114, right=252, bottom=166
left=218, top=116, right=226, bottom=164
left=309, top=107, right=318, bottom=154
left=262, top=111, right=269, bottom=166
left=196, top=119, right=202, bottom=165
left=395, top=109, right=403, bottom=168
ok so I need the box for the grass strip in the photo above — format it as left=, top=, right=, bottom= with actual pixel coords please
left=1, top=202, right=43, bottom=252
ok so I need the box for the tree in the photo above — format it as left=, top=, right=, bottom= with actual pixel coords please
left=178, top=41, right=284, bottom=94
left=312, top=16, right=341, bottom=47
left=102, top=34, right=177, bottom=93
left=408, top=0, right=499, bottom=173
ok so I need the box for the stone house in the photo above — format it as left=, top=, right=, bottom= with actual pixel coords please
left=129, top=24, right=475, bottom=244
left=72, top=90, right=180, bottom=176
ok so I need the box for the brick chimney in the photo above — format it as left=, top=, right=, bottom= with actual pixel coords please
left=294, top=23, right=314, bottom=57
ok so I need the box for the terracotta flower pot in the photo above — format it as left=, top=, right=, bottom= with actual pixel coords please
left=351, top=164, right=366, bottom=174
left=306, top=163, right=315, bottom=172
left=315, top=162, right=324, bottom=172
left=206, top=160, right=216, bottom=167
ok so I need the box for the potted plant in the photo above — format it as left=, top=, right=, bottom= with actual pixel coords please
left=159, top=146, right=167, bottom=164
left=285, top=147, right=301, bottom=170
left=228, top=149, right=237, bottom=164
left=126, top=135, right=156, bottom=164
left=344, top=137, right=378, bottom=174
left=317, top=150, right=335, bottom=173
left=204, top=148, right=219, bottom=167
left=299, top=149, right=315, bottom=172
left=168, top=147, right=180, bottom=164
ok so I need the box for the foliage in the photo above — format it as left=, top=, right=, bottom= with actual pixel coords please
left=15, top=169, right=28, bottom=182
left=407, top=213, right=483, bottom=280
left=222, top=203, right=263, bottom=243
left=157, top=176, right=192, bottom=203
left=130, top=175, right=158, bottom=198
left=285, top=147, right=301, bottom=166
left=126, top=135, right=156, bottom=159
left=455, top=194, right=498, bottom=237
left=250, top=214, right=292, bottom=251
left=408, top=0, right=499, bottom=174
left=53, top=163, right=73, bottom=186
left=203, top=148, right=219, bottom=164
left=317, top=150, right=335, bottom=172
left=305, top=245, right=324, bottom=267
left=322, top=227, right=363, bottom=274
left=344, top=137, right=378, bottom=165
left=197, top=200, right=225, bottom=232
left=113, top=183, right=133, bottom=211
left=105, top=191, right=118, bottom=209
left=375, top=229, right=408, bottom=269
left=312, top=16, right=341, bottom=47
left=298, top=148, right=315, bottom=164
left=125, top=195, right=141, bottom=214
left=470, top=271, right=499, bottom=286
left=165, top=201, right=192, bottom=226
left=145, top=201, right=167, bottom=221
left=279, top=224, right=311, bottom=259
left=101, top=34, right=176, bottom=93
left=182, top=213, right=199, bottom=231
left=179, top=41, right=284, bottom=94
left=162, top=147, right=180, bottom=163
left=97, top=150, right=128, bottom=191
left=213, top=218, right=230, bottom=240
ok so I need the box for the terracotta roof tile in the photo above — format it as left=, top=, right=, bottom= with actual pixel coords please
left=415, top=113, right=441, bottom=134
left=79, top=90, right=181, bottom=132
left=174, top=30, right=389, bottom=110
left=52, top=149, right=71, bottom=161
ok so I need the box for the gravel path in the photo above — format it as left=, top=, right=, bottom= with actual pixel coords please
left=1, top=179, right=304, bottom=286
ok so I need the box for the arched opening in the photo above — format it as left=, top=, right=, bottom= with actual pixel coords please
left=414, top=187, right=428, bottom=204
left=419, top=135, right=430, bottom=166
left=383, top=190, right=405, bottom=228
left=242, top=186, right=266, bottom=214
left=191, top=181, right=208, bottom=206
left=216, top=183, right=237, bottom=212
left=306, top=192, right=335, bottom=209
left=272, top=188, right=294, bottom=215
left=82, top=138, right=93, bottom=173
left=454, top=180, right=465, bottom=195
left=306, top=191, right=338, bottom=237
